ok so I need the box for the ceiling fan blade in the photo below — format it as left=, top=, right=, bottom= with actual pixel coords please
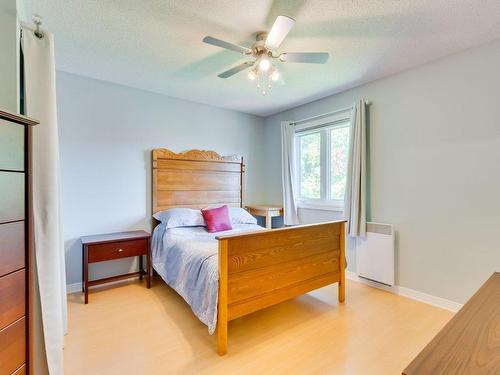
left=217, top=62, right=253, bottom=78
left=202, top=36, right=251, bottom=55
left=265, top=15, right=295, bottom=49
left=280, top=52, right=329, bottom=64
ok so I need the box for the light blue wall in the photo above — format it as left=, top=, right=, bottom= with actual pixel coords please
left=57, top=71, right=266, bottom=285
left=263, top=40, right=500, bottom=304
left=58, top=40, right=500, bottom=304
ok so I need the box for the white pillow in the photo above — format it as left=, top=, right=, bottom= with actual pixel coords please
left=229, top=207, right=257, bottom=225
left=153, top=208, right=205, bottom=229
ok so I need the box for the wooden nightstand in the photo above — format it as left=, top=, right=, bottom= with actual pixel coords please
left=246, top=205, right=283, bottom=229
left=80, top=230, right=151, bottom=304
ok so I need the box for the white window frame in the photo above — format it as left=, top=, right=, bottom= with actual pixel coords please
left=295, top=110, right=351, bottom=211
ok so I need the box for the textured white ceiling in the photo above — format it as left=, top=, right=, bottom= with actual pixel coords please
left=21, top=0, right=500, bottom=116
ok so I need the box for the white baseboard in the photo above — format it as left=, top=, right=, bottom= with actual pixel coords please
left=66, top=282, right=82, bottom=294
left=346, top=271, right=463, bottom=313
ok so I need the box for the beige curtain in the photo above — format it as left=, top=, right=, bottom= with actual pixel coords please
left=22, top=25, right=67, bottom=375
left=281, top=121, right=300, bottom=225
left=344, top=100, right=367, bottom=237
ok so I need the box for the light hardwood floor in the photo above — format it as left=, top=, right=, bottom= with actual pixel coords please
left=65, top=278, right=452, bottom=375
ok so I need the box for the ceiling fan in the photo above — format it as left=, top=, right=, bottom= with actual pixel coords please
left=202, top=16, right=329, bottom=95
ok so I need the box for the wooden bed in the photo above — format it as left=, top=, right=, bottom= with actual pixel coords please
left=151, top=148, right=346, bottom=355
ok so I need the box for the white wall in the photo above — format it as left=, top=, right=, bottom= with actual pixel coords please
left=57, top=71, right=266, bottom=285
left=0, top=0, right=18, bottom=112
left=264, top=40, right=500, bottom=304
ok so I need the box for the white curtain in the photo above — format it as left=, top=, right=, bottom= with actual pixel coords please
left=281, top=121, right=300, bottom=225
left=344, top=100, right=367, bottom=237
left=21, top=26, right=67, bottom=375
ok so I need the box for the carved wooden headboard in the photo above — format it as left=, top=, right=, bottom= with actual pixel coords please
left=152, top=148, right=244, bottom=215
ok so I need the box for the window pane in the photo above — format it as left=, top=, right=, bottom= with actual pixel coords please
left=299, top=132, right=321, bottom=199
left=330, top=126, right=350, bottom=200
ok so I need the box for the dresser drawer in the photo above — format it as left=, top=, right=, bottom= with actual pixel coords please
left=0, top=222, right=25, bottom=277
left=0, top=172, right=24, bottom=224
left=88, top=239, right=148, bottom=263
left=0, top=270, right=25, bottom=331
left=0, top=317, right=26, bottom=375
left=0, top=120, right=24, bottom=172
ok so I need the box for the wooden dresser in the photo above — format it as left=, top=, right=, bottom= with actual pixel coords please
left=0, top=109, right=38, bottom=375
left=403, top=272, right=500, bottom=375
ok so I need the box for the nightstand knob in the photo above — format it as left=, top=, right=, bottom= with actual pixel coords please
left=118, top=248, right=124, bottom=252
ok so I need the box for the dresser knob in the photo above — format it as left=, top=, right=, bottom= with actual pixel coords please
left=118, top=248, right=124, bottom=252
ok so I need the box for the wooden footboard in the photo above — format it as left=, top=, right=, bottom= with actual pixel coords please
left=216, top=220, right=346, bottom=355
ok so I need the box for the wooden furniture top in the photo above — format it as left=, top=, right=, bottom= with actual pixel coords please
left=246, top=204, right=283, bottom=211
left=246, top=205, right=283, bottom=229
left=152, top=148, right=242, bottom=163
left=81, top=230, right=151, bottom=245
left=403, top=272, right=500, bottom=375
left=216, top=220, right=346, bottom=240
left=0, top=108, right=38, bottom=126
left=152, top=148, right=244, bottom=215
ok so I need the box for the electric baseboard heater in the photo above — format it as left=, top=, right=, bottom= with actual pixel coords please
left=355, top=222, right=395, bottom=286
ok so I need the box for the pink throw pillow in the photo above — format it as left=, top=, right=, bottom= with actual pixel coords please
left=201, top=205, right=233, bottom=233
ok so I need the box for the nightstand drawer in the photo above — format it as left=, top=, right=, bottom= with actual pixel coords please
left=88, top=239, right=147, bottom=263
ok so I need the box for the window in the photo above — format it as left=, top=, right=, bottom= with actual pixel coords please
left=296, top=114, right=350, bottom=210
left=298, top=131, right=321, bottom=199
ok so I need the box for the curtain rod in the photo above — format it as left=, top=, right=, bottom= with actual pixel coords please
left=33, top=16, right=44, bottom=39
left=21, top=15, right=44, bottom=39
left=292, top=100, right=372, bottom=126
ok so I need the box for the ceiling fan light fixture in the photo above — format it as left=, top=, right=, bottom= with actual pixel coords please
left=258, top=56, right=271, bottom=71
left=248, top=70, right=256, bottom=80
left=203, top=15, right=328, bottom=96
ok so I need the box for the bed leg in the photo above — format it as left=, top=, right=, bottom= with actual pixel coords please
left=338, top=280, right=345, bottom=303
left=339, top=222, right=346, bottom=303
left=217, top=239, right=228, bottom=355
left=217, top=319, right=228, bottom=356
